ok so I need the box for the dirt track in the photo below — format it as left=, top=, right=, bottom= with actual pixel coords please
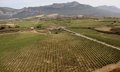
left=93, top=62, right=120, bottom=72
left=63, top=28, right=120, bottom=51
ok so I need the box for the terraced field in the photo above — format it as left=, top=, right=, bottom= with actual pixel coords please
left=0, top=32, right=120, bottom=72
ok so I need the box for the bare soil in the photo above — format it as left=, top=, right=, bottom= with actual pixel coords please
left=94, top=27, right=112, bottom=32
left=94, top=62, right=120, bottom=72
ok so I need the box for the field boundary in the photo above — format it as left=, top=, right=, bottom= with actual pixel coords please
left=63, top=28, right=120, bottom=51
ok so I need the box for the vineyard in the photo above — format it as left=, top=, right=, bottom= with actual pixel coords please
left=71, top=28, right=120, bottom=47
left=0, top=32, right=120, bottom=72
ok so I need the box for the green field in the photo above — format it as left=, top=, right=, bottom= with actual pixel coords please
left=53, top=18, right=120, bottom=47
left=70, top=28, right=120, bottom=47
left=0, top=18, right=120, bottom=72
left=14, top=19, right=68, bottom=28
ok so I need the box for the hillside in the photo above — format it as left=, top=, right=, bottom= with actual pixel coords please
left=0, top=1, right=120, bottom=19
left=97, top=5, right=120, bottom=13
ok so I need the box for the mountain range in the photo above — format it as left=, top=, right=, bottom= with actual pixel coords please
left=0, top=1, right=120, bottom=19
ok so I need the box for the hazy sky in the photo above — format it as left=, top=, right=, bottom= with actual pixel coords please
left=0, top=0, right=120, bottom=9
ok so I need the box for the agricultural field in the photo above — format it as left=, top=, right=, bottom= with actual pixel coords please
left=0, top=18, right=120, bottom=72
left=0, top=32, right=119, bottom=72
left=71, top=28, right=120, bottom=47
left=68, top=18, right=120, bottom=47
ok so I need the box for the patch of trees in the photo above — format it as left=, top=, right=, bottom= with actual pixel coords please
left=50, top=28, right=64, bottom=34
left=94, top=27, right=120, bottom=35
left=0, top=25, right=20, bottom=33
left=35, top=24, right=45, bottom=29
left=111, top=28, right=120, bottom=35
left=0, top=25, right=20, bottom=30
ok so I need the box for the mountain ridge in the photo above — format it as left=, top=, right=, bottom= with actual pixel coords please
left=97, top=5, right=120, bottom=13
left=0, top=1, right=120, bottom=19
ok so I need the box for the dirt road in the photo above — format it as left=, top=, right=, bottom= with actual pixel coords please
left=63, top=28, right=120, bottom=51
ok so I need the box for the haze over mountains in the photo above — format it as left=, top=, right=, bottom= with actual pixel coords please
left=0, top=1, right=120, bottom=19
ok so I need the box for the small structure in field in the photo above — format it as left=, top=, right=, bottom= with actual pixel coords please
left=30, top=27, right=35, bottom=30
